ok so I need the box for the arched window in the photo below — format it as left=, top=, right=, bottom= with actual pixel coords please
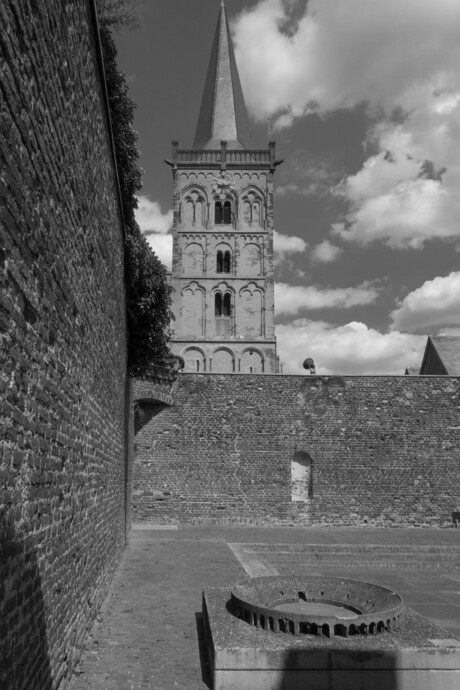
left=215, top=292, right=232, bottom=317
left=217, top=250, right=231, bottom=273
left=215, top=291, right=232, bottom=336
left=223, top=292, right=231, bottom=316
left=215, top=201, right=223, bottom=224
left=215, top=292, right=223, bottom=316
left=223, top=201, right=231, bottom=224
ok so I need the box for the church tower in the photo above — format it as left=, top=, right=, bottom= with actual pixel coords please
left=168, top=1, right=280, bottom=374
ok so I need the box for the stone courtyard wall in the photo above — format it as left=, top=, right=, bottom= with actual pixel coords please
left=134, top=374, right=460, bottom=527
left=0, top=2, right=131, bottom=688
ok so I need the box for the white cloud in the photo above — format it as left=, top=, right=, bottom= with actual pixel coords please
left=273, top=230, right=308, bottom=263
left=311, top=240, right=342, bottom=264
left=233, top=0, right=460, bottom=248
left=275, top=184, right=300, bottom=198
left=275, top=281, right=378, bottom=317
left=391, top=271, right=460, bottom=332
left=333, top=112, right=460, bottom=248
left=136, top=196, right=173, bottom=235
left=276, top=319, right=425, bottom=375
left=233, top=0, right=460, bottom=122
left=135, top=196, right=173, bottom=270
left=438, top=327, right=460, bottom=336
left=144, top=234, right=173, bottom=271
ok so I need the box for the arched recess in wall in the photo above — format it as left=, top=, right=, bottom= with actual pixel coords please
left=212, top=347, right=235, bottom=373
left=240, top=347, right=264, bottom=374
left=182, top=346, right=206, bottom=373
left=291, top=451, right=313, bottom=501
left=239, top=242, right=262, bottom=277
left=182, top=187, right=207, bottom=228
left=240, top=284, right=263, bottom=337
left=181, top=282, right=204, bottom=338
left=240, top=188, right=264, bottom=228
left=182, top=242, right=204, bottom=276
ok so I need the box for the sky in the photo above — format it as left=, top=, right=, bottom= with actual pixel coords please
left=114, top=0, right=460, bottom=375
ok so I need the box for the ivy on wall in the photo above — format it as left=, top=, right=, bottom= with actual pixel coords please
left=98, top=6, right=173, bottom=377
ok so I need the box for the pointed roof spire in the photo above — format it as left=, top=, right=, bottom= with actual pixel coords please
left=193, top=1, right=252, bottom=150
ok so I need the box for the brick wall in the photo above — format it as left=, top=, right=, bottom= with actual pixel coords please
left=0, top=2, right=130, bottom=688
left=133, top=374, right=460, bottom=527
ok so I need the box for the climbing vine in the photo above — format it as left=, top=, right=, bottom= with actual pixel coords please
left=97, top=9, right=173, bottom=377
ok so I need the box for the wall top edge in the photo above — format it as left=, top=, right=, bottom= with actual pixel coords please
left=175, top=373, right=460, bottom=379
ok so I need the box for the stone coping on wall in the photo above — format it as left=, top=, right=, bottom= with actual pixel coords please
left=174, top=373, right=460, bottom=378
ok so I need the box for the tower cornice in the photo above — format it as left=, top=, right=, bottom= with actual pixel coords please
left=167, top=140, right=281, bottom=173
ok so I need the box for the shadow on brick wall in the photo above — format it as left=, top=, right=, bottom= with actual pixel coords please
left=134, top=403, right=168, bottom=435
left=0, top=515, right=53, bottom=690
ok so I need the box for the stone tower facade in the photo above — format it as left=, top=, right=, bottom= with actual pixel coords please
left=168, top=1, right=280, bottom=374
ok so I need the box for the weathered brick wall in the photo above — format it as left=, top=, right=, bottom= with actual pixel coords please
left=0, top=2, right=130, bottom=688
left=134, top=374, right=460, bottom=527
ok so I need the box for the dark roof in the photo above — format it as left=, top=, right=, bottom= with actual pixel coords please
left=429, top=336, right=460, bottom=375
left=193, top=1, right=252, bottom=150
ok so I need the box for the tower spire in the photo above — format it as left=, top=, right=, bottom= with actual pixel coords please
left=193, top=1, right=252, bottom=150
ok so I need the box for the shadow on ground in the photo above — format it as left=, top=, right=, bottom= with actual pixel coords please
left=0, top=516, right=53, bottom=690
left=195, top=613, right=213, bottom=689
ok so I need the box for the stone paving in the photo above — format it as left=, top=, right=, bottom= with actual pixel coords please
left=68, top=525, right=460, bottom=690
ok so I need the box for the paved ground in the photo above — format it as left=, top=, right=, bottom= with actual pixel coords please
left=69, top=525, right=460, bottom=690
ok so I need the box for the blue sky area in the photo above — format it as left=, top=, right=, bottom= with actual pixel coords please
left=115, top=0, right=460, bottom=374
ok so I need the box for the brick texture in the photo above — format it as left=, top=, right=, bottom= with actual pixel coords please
left=0, top=2, right=131, bottom=688
left=133, top=374, right=460, bottom=528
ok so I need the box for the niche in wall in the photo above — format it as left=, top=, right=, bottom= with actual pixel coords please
left=291, top=450, right=313, bottom=501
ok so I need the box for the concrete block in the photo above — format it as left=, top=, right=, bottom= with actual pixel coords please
left=203, top=588, right=460, bottom=690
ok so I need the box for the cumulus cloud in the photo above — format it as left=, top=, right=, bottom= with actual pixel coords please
left=438, top=327, right=460, bottom=336
left=333, top=112, right=460, bottom=248
left=275, top=281, right=378, bottom=317
left=135, top=196, right=173, bottom=269
left=275, top=184, right=301, bottom=198
left=233, top=0, right=460, bottom=122
left=391, top=271, right=460, bottom=332
left=136, top=196, right=173, bottom=234
left=311, top=240, right=342, bottom=264
left=273, top=230, right=308, bottom=263
left=144, top=234, right=173, bottom=271
left=233, top=0, right=460, bottom=248
left=276, top=319, right=425, bottom=375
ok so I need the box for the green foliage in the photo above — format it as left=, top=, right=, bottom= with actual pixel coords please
left=97, top=0, right=143, bottom=31
left=99, top=25, right=173, bottom=377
